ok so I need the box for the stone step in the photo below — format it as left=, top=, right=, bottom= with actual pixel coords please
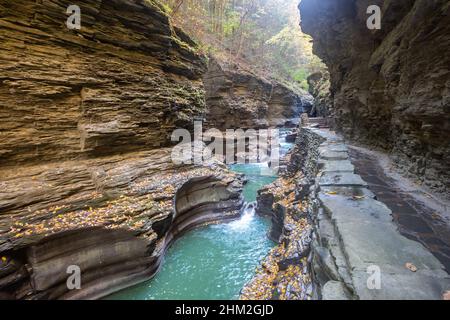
left=319, top=172, right=368, bottom=187
left=308, top=127, right=450, bottom=300
left=319, top=159, right=355, bottom=173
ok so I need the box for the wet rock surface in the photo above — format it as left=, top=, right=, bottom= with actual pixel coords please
left=241, top=131, right=315, bottom=300
left=240, top=198, right=313, bottom=300
left=307, top=128, right=450, bottom=299
left=349, top=147, right=450, bottom=273
left=0, top=149, right=244, bottom=299
left=300, top=0, right=450, bottom=199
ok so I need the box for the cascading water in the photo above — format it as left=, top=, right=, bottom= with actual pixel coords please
left=228, top=201, right=257, bottom=230
left=106, top=129, right=294, bottom=300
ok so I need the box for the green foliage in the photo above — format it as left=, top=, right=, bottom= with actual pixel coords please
left=223, top=11, right=240, bottom=37
left=162, top=0, right=326, bottom=87
left=266, top=27, right=291, bottom=46
left=292, top=69, right=306, bottom=82
left=145, top=0, right=171, bottom=16
left=195, top=43, right=218, bottom=56
left=299, top=79, right=308, bottom=90
left=161, top=3, right=173, bottom=14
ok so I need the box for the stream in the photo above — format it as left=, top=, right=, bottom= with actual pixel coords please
left=106, top=129, right=293, bottom=300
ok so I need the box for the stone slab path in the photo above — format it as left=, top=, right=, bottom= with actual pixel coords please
left=309, top=128, right=450, bottom=300
left=348, top=147, right=450, bottom=273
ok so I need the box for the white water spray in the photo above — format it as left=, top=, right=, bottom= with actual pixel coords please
left=229, top=201, right=257, bottom=230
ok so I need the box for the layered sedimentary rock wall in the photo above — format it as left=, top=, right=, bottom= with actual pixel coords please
left=307, top=71, right=332, bottom=118
left=0, top=150, right=244, bottom=299
left=0, top=0, right=206, bottom=166
left=300, top=0, right=450, bottom=199
left=0, top=0, right=244, bottom=299
left=204, top=57, right=313, bottom=130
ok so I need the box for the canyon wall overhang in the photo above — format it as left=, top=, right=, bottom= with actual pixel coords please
left=300, top=0, right=450, bottom=199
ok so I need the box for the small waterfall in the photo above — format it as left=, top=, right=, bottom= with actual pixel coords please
left=228, top=201, right=257, bottom=230
left=242, top=201, right=256, bottom=214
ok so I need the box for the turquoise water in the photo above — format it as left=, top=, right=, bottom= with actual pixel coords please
left=106, top=163, right=277, bottom=300
left=106, top=130, right=293, bottom=300
left=230, top=163, right=278, bottom=202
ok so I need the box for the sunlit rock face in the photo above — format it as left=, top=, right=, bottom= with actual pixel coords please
left=300, top=0, right=450, bottom=199
left=203, top=57, right=313, bottom=130
left=0, top=0, right=244, bottom=299
left=0, top=0, right=206, bottom=166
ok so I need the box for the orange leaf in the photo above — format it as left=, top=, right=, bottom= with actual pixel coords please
left=443, top=291, right=450, bottom=300
left=405, top=262, right=417, bottom=272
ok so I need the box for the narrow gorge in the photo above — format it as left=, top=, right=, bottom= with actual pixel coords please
left=1, top=0, right=449, bottom=302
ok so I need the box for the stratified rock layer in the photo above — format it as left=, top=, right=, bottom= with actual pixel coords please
left=204, top=57, right=312, bottom=130
left=0, top=0, right=244, bottom=300
left=0, top=0, right=206, bottom=166
left=307, top=71, right=332, bottom=118
left=300, top=0, right=450, bottom=199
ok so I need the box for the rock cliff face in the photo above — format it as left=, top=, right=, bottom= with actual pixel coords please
left=307, top=72, right=332, bottom=118
left=300, top=0, right=450, bottom=199
left=0, top=0, right=205, bottom=166
left=204, top=57, right=313, bottom=130
left=0, top=0, right=244, bottom=299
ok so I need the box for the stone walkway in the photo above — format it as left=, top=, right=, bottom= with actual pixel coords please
left=309, top=128, right=450, bottom=300
left=348, top=147, right=450, bottom=273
